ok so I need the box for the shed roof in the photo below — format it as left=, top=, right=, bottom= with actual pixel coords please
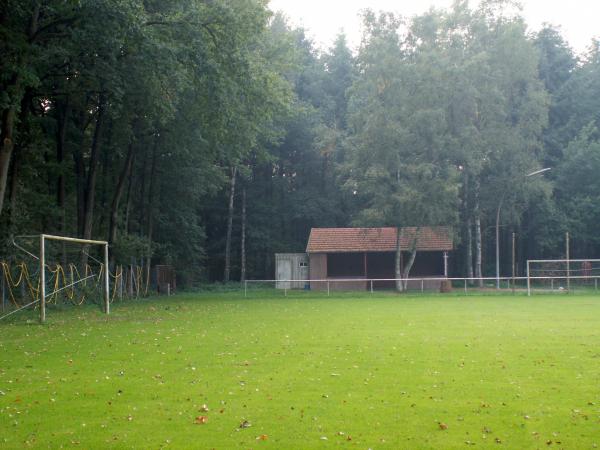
left=306, top=227, right=453, bottom=253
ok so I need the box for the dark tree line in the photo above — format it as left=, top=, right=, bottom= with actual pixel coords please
left=1, top=0, right=600, bottom=285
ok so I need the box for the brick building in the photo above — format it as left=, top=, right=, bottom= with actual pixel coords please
left=306, top=227, right=453, bottom=291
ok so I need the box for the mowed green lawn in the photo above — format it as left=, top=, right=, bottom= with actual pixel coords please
left=1, top=292, right=600, bottom=449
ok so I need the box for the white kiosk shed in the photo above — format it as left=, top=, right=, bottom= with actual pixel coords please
left=275, top=253, right=309, bottom=289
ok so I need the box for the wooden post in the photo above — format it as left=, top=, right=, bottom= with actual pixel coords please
left=40, top=235, right=45, bottom=323
left=104, top=243, right=110, bottom=314
left=327, top=281, right=330, bottom=297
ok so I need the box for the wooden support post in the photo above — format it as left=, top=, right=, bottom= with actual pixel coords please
left=40, top=235, right=45, bottom=323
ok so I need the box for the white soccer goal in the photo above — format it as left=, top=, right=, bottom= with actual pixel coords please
left=527, top=258, right=600, bottom=296
left=39, top=234, right=109, bottom=322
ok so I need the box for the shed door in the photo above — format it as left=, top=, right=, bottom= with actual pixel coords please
left=277, top=259, right=292, bottom=289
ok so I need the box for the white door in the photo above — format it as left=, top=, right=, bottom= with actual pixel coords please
left=277, top=259, right=292, bottom=289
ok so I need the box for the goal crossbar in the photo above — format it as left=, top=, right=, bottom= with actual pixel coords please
left=527, top=258, right=600, bottom=296
left=39, top=234, right=110, bottom=323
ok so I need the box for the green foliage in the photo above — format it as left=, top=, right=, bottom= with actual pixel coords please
left=1, top=0, right=600, bottom=283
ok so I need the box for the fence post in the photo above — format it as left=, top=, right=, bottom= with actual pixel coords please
left=595, top=278, right=598, bottom=291
left=244, top=280, right=247, bottom=298
left=327, top=281, right=330, bottom=297
left=464, top=279, right=467, bottom=294
left=421, top=279, right=424, bottom=292
left=284, top=286, right=287, bottom=297
left=167, top=283, right=170, bottom=296
left=370, top=279, right=373, bottom=294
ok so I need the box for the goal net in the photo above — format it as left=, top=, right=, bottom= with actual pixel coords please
left=2, top=234, right=110, bottom=322
left=526, top=259, right=600, bottom=295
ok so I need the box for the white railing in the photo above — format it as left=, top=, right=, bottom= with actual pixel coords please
left=243, top=275, right=600, bottom=297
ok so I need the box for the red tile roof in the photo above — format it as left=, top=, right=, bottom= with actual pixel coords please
left=306, top=227, right=453, bottom=253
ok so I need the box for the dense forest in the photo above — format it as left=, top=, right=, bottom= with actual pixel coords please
left=2, top=0, right=600, bottom=285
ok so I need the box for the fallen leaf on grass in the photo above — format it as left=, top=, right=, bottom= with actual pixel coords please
left=256, top=434, right=268, bottom=441
left=200, top=404, right=209, bottom=412
left=239, top=420, right=251, bottom=428
left=439, top=422, right=448, bottom=430
left=195, top=416, right=208, bottom=424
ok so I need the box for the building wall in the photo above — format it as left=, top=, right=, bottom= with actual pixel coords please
left=307, top=250, right=448, bottom=291
left=309, top=253, right=327, bottom=290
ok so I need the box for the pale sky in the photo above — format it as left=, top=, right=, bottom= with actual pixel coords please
left=268, top=0, right=599, bottom=55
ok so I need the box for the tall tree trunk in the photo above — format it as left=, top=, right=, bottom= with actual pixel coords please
left=401, top=228, right=421, bottom=290
left=7, top=90, right=32, bottom=231
left=7, top=142, right=21, bottom=231
left=240, top=185, right=246, bottom=283
left=464, top=171, right=474, bottom=283
left=144, top=135, right=159, bottom=271
left=81, top=95, right=106, bottom=267
left=56, top=99, right=70, bottom=265
left=98, top=118, right=113, bottom=231
left=474, top=184, right=483, bottom=287
left=223, top=166, right=237, bottom=283
left=466, top=218, right=474, bottom=283
left=108, top=142, right=135, bottom=249
left=145, top=134, right=159, bottom=236
left=395, top=227, right=403, bottom=292
left=124, top=162, right=134, bottom=234
left=0, top=4, right=40, bottom=218
left=0, top=99, right=18, bottom=218
left=137, top=149, right=148, bottom=235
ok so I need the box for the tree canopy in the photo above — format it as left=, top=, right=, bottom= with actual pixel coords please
left=1, top=0, right=599, bottom=285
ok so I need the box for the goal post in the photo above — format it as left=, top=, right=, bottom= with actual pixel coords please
left=527, top=258, right=600, bottom=296
left=39, top=234, right=110, bottom=323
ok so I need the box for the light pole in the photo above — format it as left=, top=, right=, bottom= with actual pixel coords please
left=495, top=167, right=551, bottom=289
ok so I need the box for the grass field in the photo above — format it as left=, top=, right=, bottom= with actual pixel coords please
left=1, top=291, right=600, bottom=449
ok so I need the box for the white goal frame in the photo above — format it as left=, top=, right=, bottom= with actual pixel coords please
left=527, top=258, right=600, bottom=296
left=40, top=234, right=110, bottom=323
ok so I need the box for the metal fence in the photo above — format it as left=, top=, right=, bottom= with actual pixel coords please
left=243, top=275, right=600, bottom=297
